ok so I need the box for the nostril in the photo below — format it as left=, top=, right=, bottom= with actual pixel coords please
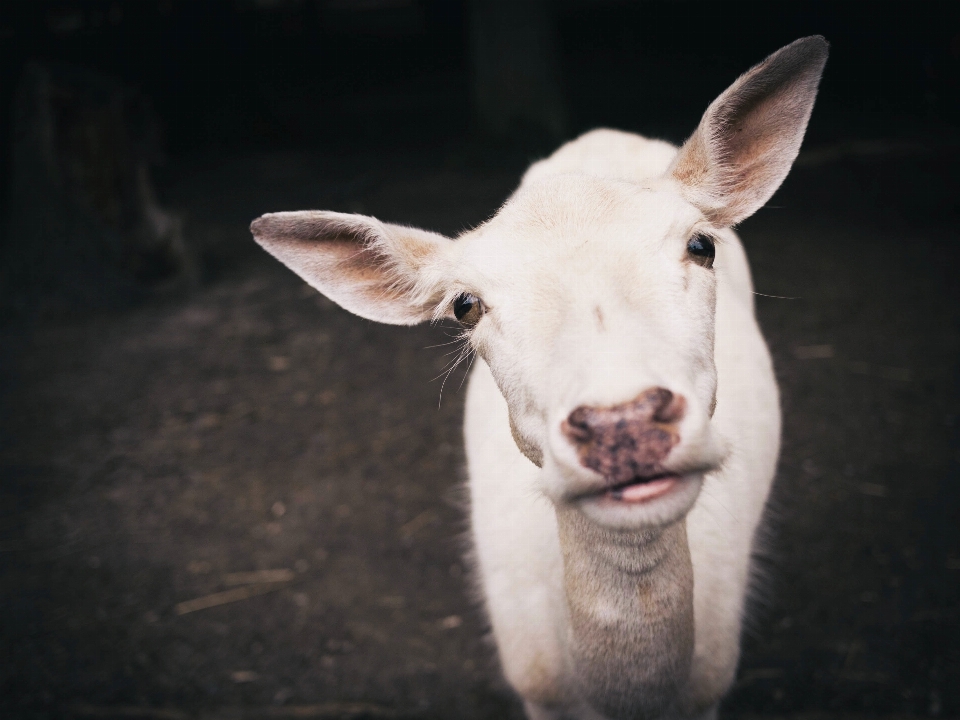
left=651, top=390, right=686, bottom=424
left=562, top=388, right=686, bottom=454
left=562, top=408, right=593, bottom=444
left=561, top=388, right=686, bottom=483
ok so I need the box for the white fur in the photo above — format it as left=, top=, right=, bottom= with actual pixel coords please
left=463, top=131, right=779, bottom=718
left=251, top=37, right=827, bottom=720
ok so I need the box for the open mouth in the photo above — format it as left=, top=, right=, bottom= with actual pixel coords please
left=601, top=472, right=682, bottom=503
left=569, top=468, right=707, bottom=526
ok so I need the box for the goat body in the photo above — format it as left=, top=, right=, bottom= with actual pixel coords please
left=465, top=128, right=779, bottom=720
left=251, top=37, right=828, bottom=720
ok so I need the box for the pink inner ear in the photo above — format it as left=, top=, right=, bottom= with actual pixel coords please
left=304, top=237, right=393, bottom=285
left=251, top=210, right=443, bottom=326
left=260, top=231, right=410, bottom=306
left=670, top=36, right=828, bottom=227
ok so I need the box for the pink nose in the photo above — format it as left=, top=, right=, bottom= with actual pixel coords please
left=561, top=388, right=685, bottom=484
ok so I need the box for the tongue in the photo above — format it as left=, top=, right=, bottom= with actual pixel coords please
left=615, top=476, right=677, bottom=503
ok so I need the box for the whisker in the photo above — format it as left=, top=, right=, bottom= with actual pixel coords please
left=424, top=338, right=467, bottom=350
left=438, top=340, right=473, bottom=407
left=699, top=484, right=739, bottom=524
left=457, top=350, right=478, bottom=390
left=753, top=292, right=800, bottom=300
left=427, top=331, right=471, bottom=391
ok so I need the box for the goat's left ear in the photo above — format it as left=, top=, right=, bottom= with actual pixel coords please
left=251, top=211, right=450, bottom=325
left=669, top=35, right=828, bottom=227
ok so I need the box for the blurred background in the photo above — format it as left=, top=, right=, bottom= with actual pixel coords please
left=0, top=1, right=958, bottom=718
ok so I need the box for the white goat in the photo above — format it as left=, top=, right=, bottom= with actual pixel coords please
left=252, top=36, right=828, bottom=720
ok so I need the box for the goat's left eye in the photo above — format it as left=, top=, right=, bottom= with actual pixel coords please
left=453, top=293, right=484, bottom=328
left=686, top=233, right=715, bottom=268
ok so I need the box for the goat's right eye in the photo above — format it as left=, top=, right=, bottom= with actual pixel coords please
left=453, top=293, right=484, bottom=328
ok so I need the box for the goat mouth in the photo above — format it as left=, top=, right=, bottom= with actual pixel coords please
left=602, top=473, right=681, bottom=503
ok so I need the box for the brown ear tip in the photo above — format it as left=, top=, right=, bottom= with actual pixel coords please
left=250, top=213, right=286, bottom=240
left=794, top=34, right=830, bottom=59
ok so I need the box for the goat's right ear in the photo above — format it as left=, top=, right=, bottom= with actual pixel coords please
left=669, top=36, right=828, bottom=227
left=251, top=211, right=450, bottom=325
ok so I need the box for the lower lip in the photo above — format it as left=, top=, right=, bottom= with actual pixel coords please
left=606, top=475, right=680, bottom=503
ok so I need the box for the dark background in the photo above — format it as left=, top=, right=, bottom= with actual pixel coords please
left=0, top=1, right=958, bottom=719
left=1, top=0, right=958, bottom=183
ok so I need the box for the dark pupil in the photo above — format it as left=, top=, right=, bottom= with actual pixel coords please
left=687, top=234, right=715, bottom=258
left=454, top=293, right=479, bottom=322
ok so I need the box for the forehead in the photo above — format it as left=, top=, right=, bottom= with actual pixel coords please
left=456, top=175, right=699, bottom=276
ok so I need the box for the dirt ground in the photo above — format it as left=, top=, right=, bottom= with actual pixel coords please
left=1, top=140, right=958, bottom=719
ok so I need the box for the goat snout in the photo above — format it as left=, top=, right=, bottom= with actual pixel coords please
left=561, top=388, right=685, bottom=484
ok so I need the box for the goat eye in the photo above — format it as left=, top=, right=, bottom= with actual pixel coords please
left=453, top=293, right=484, bottom=327
left=686, top=233, right=715, bottom=268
